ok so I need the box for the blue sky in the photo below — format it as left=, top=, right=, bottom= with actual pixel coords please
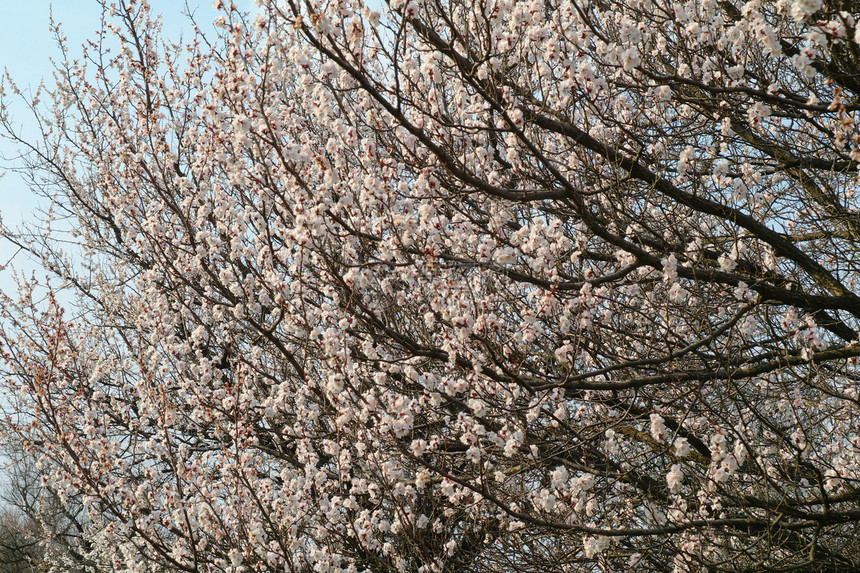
left=0, top=1, right=225, bottom=291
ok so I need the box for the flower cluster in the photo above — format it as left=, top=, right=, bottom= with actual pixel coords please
left=1, top=0, right=859, bottom=571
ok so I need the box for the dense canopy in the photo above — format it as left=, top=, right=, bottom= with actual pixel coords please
left=2, top=0, right=860, bottom=571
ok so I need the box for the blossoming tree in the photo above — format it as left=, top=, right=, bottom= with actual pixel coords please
left=2, top=0, right=860, bottom=570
